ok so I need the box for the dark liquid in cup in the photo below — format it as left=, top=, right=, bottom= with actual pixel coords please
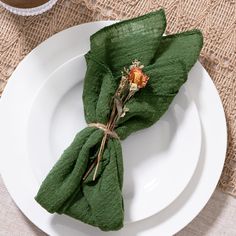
left=1, top=0, right=50, bottom=8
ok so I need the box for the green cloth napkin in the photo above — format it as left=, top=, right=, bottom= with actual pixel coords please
left=35, top=9, right=203, bottom=231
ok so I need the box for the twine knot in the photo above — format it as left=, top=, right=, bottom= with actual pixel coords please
left=88, top=123, right=119, bottom=140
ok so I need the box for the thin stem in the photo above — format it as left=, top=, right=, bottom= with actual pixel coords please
left=92, top=102, right=117, bottom=180
left=83, top=78, right=137, bottom=181
left=123, top=90, right=135, bottom=104
left=92, top=133, right=107, bottom=180
left=82, top=159, right=97, bottom=180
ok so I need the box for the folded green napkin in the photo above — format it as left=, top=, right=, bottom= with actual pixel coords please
left=35, top=9, right=203, bottom=231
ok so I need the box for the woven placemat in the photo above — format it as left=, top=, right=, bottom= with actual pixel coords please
left=0, top=0, right=235, bottom=196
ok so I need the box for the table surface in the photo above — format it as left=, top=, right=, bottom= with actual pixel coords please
left=0, top=176, right=235, bottom=236
left=0, top=1, right=235, bottom=235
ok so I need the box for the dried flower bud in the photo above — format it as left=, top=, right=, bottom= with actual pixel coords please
left=120, top=106, right=129, bottom=117
left=130, top=83, right=138, bottom=91
left=128, top=67, right=149, bottom=89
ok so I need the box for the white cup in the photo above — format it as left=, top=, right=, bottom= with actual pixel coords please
left=0, top=0, right=58, bottom=16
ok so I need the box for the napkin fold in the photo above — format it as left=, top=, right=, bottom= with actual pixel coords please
left=35, top=9, right=203, bottom=231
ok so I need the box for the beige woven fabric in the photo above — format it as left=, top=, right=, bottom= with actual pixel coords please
left=0, top=0, right=235, bottom=195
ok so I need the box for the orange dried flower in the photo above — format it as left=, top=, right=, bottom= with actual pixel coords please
left=128, top=67, right=149, bottom=89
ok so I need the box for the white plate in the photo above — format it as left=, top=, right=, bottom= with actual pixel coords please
left=0, top=21, right=227, bottom=235
left=27, top=55, right=201, bottom=222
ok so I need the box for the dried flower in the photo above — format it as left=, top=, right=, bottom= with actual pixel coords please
left=130, top=59, right=144, bottom=69
left=128, top=67, right=149, bottom=89
left=85, top=59, right=148, bottom=181
left=120, top=106, right=129, bottom=118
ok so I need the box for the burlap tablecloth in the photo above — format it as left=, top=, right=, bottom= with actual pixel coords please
left=0, top=0, right=235, bottom=234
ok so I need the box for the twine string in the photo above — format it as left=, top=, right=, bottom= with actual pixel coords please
left=82, top=122, right=119, bottom=181
left=88, top=123, right=120, bottom=139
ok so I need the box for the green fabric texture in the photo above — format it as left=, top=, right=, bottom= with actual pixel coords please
left=35, top=9, right=203, bottom=231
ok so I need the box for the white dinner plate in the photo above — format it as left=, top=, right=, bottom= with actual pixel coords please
left=27, top=55, right=201, bottom=222
left=0, top=21, right=227, bottom=235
